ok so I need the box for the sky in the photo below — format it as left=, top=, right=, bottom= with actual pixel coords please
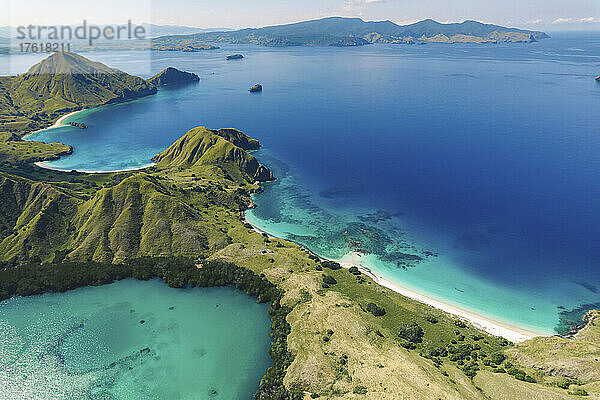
left=3, top=0, right=600, bottom=31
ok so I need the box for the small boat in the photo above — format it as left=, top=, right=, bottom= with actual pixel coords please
left=226, top=54, right=244, bottom=60
left=249, top=84, right=262, bottom=93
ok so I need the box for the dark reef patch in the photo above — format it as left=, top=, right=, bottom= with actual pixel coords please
left=555, top=302, right=600, bottom=336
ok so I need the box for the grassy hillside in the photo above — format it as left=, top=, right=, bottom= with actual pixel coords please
left=153, top=126, right=274, bottom=182
left=507, top=311, right=600, bottom=396
left=147, top=67, right=200, bottom=86
left=0, top=126, right=269, bottom=263
left=0, top=52, right=156, bottom=135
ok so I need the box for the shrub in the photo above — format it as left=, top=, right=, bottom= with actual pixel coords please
left=425, top=315, right=438, bottom=324
left=524, top=375, right=537, bottom=383
left=569, top=388, right=588, bottom=396
left=454, top=320, right=467, bottom=328
left=322, top=275, right=337, bottom=285
left=428, top=346, right=448, bottom=358
left=507, top=367, right=527, bottom=381
left=366, top=302, right=386, bottom=316
left=353, top=386, right=368, bottom=395
left=489, top=352, right=506, bottom=365
left=397, top=323, right=424, bottom=343
left=321, top=261, right=342, bottom=270
left=398, top=339, right=416, bottom=350
left=348, top=266, right=361, bottom=275
left=558, top=378, right=582, bottom=389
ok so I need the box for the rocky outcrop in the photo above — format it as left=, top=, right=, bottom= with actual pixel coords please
left=147, top=67, right=200, bottom=86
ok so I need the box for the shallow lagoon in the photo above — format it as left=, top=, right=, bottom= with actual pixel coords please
left=0, top=279, right=272, bottom=399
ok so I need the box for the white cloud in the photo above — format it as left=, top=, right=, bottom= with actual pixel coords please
left=579, top=17, right=600, bottom=23
left=343, top=0, right=387, bottom=12
left=528, top=19, right=543, bottom=25
left=552, top=18, right=573, bottom=24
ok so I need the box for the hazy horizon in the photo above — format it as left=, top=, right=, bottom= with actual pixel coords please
left=3, top=0, right=600, bottom=32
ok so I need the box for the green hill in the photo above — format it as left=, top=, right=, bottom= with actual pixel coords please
left=147, top=67, right=200, bottom=86
left=153, top=126, right=273, bottom=182
left=0, top=52, right=156, bottom=135
left=0, top=125, right=271, bottom=263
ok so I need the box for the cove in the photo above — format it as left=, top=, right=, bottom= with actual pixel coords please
left=0, top=279, right=272, bottom=400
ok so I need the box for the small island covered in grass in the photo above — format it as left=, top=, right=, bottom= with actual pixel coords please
left=147, top=66, right=200, bottom=86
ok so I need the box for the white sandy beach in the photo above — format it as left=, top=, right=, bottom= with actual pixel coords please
left=336, top=252, right=543, bottom=343
left=33, top=161, right=155, bottom=174
left=244, top=214, right=544, bottom=343
left=23, top=109, right=86, bottom=138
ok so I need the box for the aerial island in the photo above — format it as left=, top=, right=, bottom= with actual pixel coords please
left=152, top=17, right=549, bottom=49
left=147, top=66, right=200, bottom=86
left=0, top=52, right=598, bottom=400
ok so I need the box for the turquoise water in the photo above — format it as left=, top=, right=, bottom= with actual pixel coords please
left=0, top=279, right=272, bottom=399
left=12, top=33, right=600, bottom=333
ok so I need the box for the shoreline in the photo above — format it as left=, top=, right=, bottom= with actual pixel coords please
left=243, top=213, right=546, bottom=343
left=24, top=109, right=156, bottom=174
left=22, top=109, right=87, bottom=139
left=33, top=161, right=156, bottom=174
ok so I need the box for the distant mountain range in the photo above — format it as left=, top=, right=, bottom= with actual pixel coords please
left=154, top=17, right=549, bottom=47
left=140, top=24, right=233, bottom=37
left=0, top=23, right=231, bottom=39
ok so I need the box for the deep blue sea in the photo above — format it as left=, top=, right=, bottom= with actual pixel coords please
left=11, top=32, right=600, bottom=334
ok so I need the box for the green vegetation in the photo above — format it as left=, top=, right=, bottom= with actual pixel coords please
left=152, top=126, right=273, bottom=182
left=147, top=67, right=200, bottom=86
left=398, top=322, right=424, bottom=343
left=366, top=302, right=386, bottom=317
left=0, top=52, right=156, bottom=136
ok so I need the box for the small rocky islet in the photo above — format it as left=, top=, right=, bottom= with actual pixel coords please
left=69, top=122, right=87, bottom=129
left=249, top=84, right=262, bottom=93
